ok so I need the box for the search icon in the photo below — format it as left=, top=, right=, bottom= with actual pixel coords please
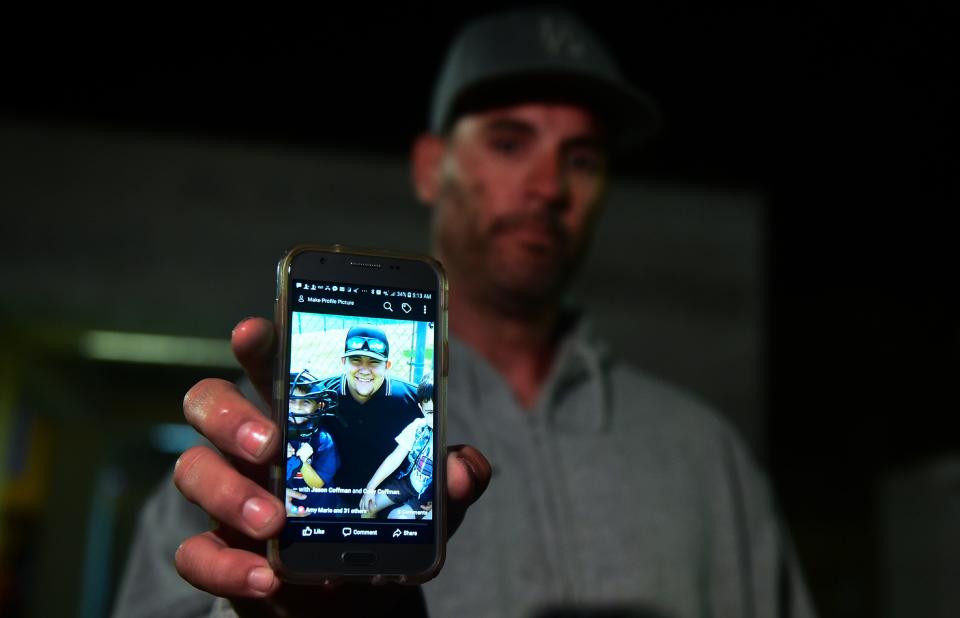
left=383, top=301, right=393, bottom=312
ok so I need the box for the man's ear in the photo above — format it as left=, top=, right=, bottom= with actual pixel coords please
left=411, top=133, right=447, bottom=206
left=385, top=360, right=392, bottom=370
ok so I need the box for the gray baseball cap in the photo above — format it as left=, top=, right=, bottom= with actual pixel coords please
left=429, top=7, right=661, bottom=151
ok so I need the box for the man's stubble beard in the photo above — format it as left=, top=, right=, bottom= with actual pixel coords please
left=432, top=174, right=586, bottom=320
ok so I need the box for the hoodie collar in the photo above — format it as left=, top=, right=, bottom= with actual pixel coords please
left=448, top=313, right=612, bottom=433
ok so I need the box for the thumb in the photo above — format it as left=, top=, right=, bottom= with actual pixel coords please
left=445, top=444, right=492, bottom=537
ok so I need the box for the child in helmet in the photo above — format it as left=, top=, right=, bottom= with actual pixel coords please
left=286, top=369, right=340, bottom=517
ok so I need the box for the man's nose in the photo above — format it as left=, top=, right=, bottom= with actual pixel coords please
left=524, top=151, right=568, bottom=208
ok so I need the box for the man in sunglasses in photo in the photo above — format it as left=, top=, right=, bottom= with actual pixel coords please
left=313, top=325, right=422, bottom=505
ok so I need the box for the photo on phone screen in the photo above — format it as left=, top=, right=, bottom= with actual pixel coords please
left=279, top=277, right=440, bottom=550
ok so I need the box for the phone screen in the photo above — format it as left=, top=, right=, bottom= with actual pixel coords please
left=279, top=277, right=440, bottom=550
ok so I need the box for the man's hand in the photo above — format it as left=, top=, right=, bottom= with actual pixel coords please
left=172, top=317, right=491, bottom=601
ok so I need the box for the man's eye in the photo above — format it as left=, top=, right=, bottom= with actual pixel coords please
left=491, top=137, right=523, bottom=155
left=567, top=151, right=604, bottom=173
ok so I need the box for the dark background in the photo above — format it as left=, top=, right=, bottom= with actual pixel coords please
left=1, top=2, right=957, bottom=616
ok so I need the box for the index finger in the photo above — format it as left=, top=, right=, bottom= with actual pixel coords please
left=231, top=317, right=276, bottom=406
left=183, top=379, right=279, bottom=464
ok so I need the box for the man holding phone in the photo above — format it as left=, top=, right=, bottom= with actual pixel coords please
left=115, top=7, right=815, bottom=618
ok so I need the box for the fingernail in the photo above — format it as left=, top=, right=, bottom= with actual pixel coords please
left=243, top=497, right=278, bottom=531
left=247, top=566, right=276, bottom=594
left=232, top=316, right=258, bottom=336
left=456, top=452, right=479, bottom=481
left=456, top=453, right=480, bottom=500
left=237, top=421, right=272, bottom=459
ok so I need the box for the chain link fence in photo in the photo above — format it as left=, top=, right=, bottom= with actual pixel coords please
left=290, top=312, right=434, bottom=384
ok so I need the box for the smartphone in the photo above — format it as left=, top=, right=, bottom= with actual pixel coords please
left=268, top=244, right=447, bottom=584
